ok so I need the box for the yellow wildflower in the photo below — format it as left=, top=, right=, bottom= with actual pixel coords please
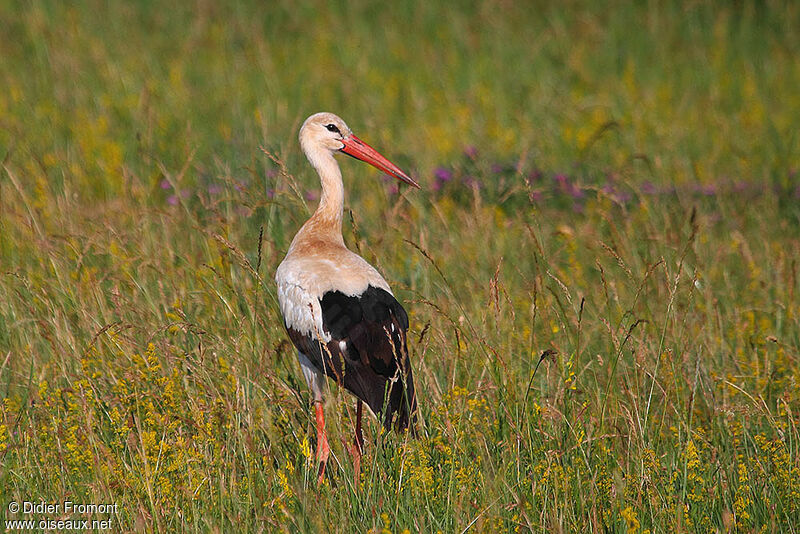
left=621, top=506, right=640, bottom=533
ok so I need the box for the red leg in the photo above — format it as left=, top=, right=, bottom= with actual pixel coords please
left=354, top=400, right=364, bottom=453
left=349, top=400, right=364, bottom=487
left=315, top=401, right=330, bottom=484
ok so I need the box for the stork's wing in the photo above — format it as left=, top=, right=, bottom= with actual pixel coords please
left=286, top=285, right=416, bottom=431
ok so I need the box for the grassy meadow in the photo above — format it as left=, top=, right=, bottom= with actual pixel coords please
left=2, top=0, right=800, bottom=531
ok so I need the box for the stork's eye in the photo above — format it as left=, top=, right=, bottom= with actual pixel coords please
left=325, top=124, right=341, bottom=134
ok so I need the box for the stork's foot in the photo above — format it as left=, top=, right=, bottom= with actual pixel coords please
left=348, top=400, right=365, bottom=488
left=315, top=401, right=331, bottom=485
left=347, top=442, right=361, bottom=488
left=316, top=437, right=330, bottom=485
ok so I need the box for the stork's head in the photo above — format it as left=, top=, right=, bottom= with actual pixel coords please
left=299, top=112, right=420, bottom=188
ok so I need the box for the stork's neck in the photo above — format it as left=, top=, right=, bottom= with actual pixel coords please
left=302, top=148, right=344, bottom=243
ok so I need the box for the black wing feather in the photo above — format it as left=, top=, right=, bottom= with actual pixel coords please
left=287, top=285, right=416, bottom=431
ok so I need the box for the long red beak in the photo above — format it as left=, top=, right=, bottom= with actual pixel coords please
left=340, top=134, right=420, bottom=189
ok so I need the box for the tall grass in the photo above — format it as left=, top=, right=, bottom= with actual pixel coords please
left=1, top=1, right=800, bottom=531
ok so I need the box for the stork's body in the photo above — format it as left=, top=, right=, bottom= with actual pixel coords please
left=275, top=112, right=418, bottom=482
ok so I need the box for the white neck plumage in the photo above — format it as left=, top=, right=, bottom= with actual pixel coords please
left=298, top=145, right=345, bottom=243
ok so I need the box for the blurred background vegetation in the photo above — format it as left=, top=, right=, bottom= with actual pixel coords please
left=1, top=1, right=799, bottom=532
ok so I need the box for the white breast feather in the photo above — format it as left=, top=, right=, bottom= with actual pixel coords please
left=275, top=248, right=393, bottom=339
left=276, top=271, right=330, bottom=341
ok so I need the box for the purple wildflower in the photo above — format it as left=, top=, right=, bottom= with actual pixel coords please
left=208, top=184, right=223, bottom=195
left=160, top=179, right=171, bottom=190
left=167, top=195, right=178, bottom=206
left=434, top=167, right=453, bottom=182
left=305, top=190, right=319, bottom=202
left=266, top=188, right=276, bottom=199
left=433, top=167, right=453, bottom=192
left=641, top=181, right=657, bottom=195
left=569, top=184, right=585, bottom=199
left=491, top=163, right=504, bottom=174
left=463, top=145, right=478, bottom=159
left=554, top=174, right=583, bottom=198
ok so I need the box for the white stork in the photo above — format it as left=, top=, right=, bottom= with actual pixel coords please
left=275, top=112, right=419, bottom=482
